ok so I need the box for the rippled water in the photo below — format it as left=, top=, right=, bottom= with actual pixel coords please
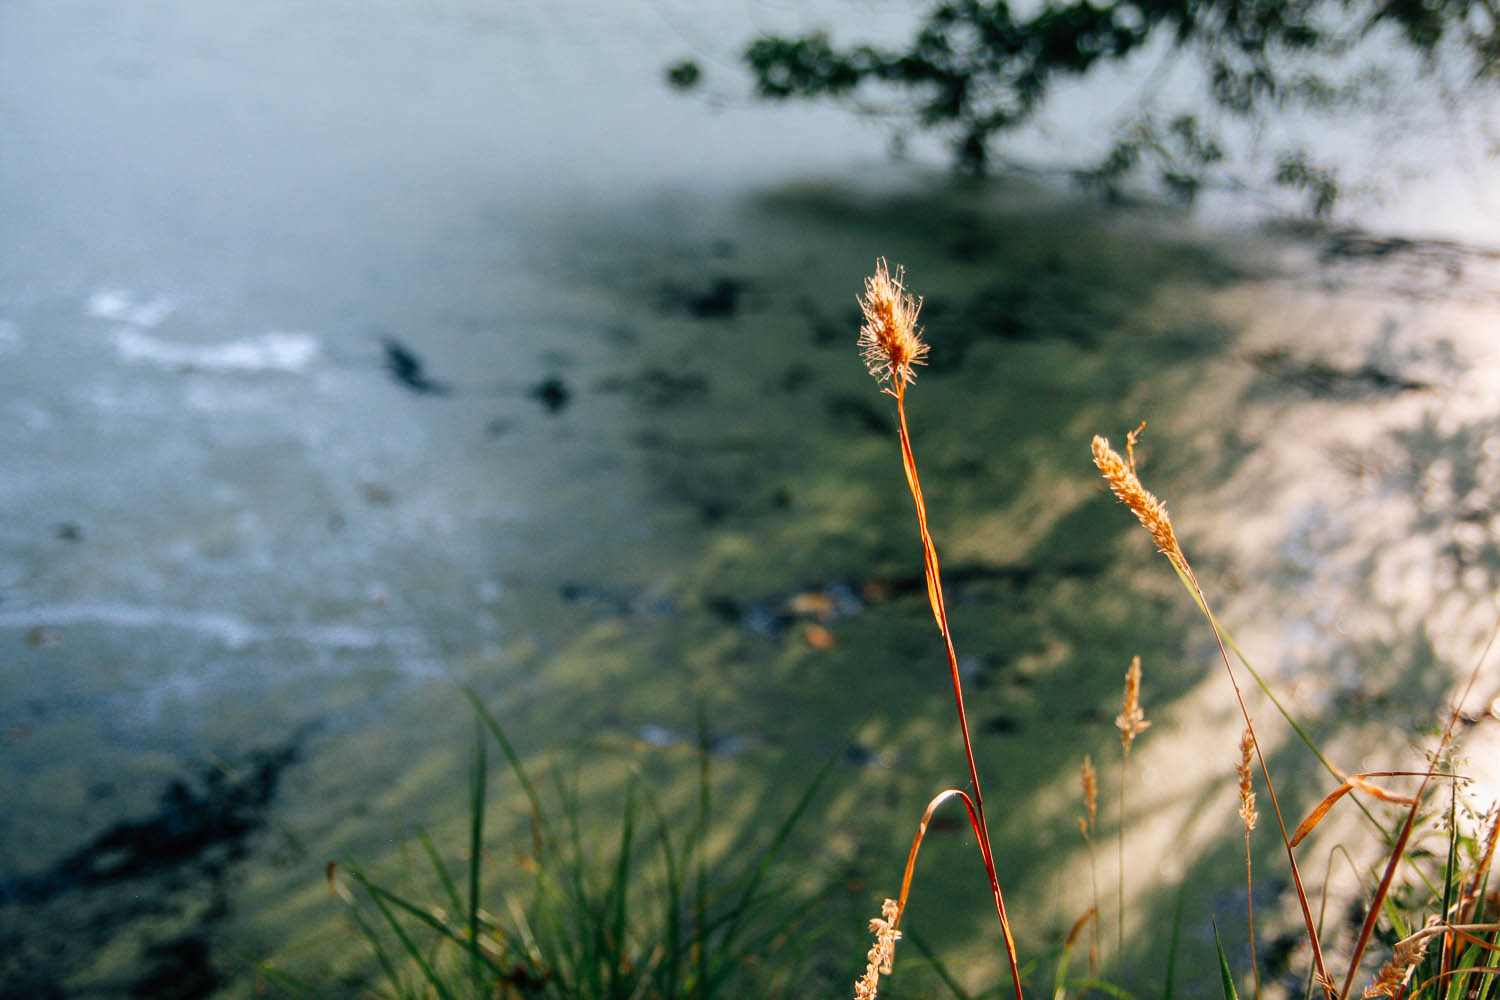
left=3, top=1, right=1500, bottom=997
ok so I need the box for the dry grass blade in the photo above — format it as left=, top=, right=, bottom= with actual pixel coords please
left=1066, top=907, right=1098, bottom=949
left=1336, top=613, right=1500, bottom=1000
left=1409, top=964, right=1500, bottom=997
left=1290, top=769, right=1456, bottom=847
left=1290, top=783, right=1357, bottom=849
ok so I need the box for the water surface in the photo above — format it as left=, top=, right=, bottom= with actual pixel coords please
left=3, top=2, right=1500, bottom=997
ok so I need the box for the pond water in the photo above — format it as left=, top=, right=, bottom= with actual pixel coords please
left=3, top=1, right=1500, bottom=997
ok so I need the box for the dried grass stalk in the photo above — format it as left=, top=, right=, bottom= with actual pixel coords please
left=1080, top=755, right=1098, bottom=835
left=856, top=261, right=1024, bottom=1000
left=854, top=898, right=902, bottom=1000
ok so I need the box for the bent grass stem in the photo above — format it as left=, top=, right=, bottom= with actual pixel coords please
left=894, top=380, right=1025, bottom=1000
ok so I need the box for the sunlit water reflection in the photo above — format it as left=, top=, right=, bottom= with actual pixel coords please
left=2, top=1, right=1499, bottom=997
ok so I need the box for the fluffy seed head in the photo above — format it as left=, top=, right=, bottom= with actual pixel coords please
left=1116, top=655, right=1150, bottom=754
left=1092, top=433, right=1186, bottom=574
left=858, top=259, right=928, bottom=390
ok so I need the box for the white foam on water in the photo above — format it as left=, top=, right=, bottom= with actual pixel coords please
left=114, top=330, right=322, bottom=373
left=0, top=602, right=419, bottom=652
left=87, top=288, right=175, bottom=327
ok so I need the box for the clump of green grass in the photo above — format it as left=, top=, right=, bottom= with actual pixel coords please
left=268, top=696, right=835, bottom=999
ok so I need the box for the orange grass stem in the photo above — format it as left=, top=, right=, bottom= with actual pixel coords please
left=894, top=380, right=1025, bottom=1000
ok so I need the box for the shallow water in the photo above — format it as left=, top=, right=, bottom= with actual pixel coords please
left=3, top=1, right=1500, bottom=997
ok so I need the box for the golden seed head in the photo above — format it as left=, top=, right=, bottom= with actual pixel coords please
left=1236, top=726, right=1258, bottom=831
left=854, top=898, right=902, bottom=1000
left=858, top=258, right=928, bottom=390
left=1092, top=433, right=1187, bottom=574
left=1115, top=655, right=1150, bottom=754
left=1080, top=754, right=1098, bottom=835
left=1362, top=925, right=1433, bottom=997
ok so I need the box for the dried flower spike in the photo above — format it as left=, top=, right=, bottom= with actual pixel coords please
left=1080, top=755, right=1098, bottom=836
left=853, top=897, right=902, bottom=1000
left=1116, top=655, right=1150, bottom=754
left=1362, top=923, right=1433, bottom=997
left=858, top=259, right=928, bottom=391
left=1092, top=432, right=1187, bottom=574
left=1236, top=726, right=1258, bottom=831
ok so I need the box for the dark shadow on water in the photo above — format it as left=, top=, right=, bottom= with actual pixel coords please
left=0, top=730, right=311, bottom=999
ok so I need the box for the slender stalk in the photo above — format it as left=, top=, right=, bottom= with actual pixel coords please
left=894, top=382, right=1025, bottom=1000
left=1079, top=756, right=1101, bottom=977
left=1114, top=654, right=1149, bottom=971
left=1186, top=560, right=1334, bottom=994
left=1118, top=755, right=1127, bottom=965
left=1238, top=726, right=1261, bottom=1000
left=1244, top=826, right=1259, bottom=1000
left=1093, top=433, right=1334, bottom=993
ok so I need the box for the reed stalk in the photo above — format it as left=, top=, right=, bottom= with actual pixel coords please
left=1237, top=725, right=1261, bottom=1000
left=856, top=259, right=1024, bottom=1000
left=1079, top=755, right=1101, bottom=976
left=1115, top=655, right=1149, bottom=966
left=1093, top=428, right=1335, bottom=995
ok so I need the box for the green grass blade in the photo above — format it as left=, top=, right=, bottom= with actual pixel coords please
left=365, top=881, right=458, bottom=1000
left=718, top=750, right=838, bottom=954
left=1173, top=566, right=1387, bottom=836
left=251, top=958, right=319, bottom=998
left=351, top=872, right=505, bottom=976
left=1065, top=978, right=1138, bottom=1000
left=905, top=926, right=975, bottom=1000
left=350, top=903, right=412, bottom=1000
left=1214, top=921, right=1241, bottom=1000
left=464, top=687, right=550, bottom=848
left=1162, top=878, right=1187, bottom=1000
left=606, top=781, right=637, bottom=999
left=468, top=719, right=487, bottom=991
left=695, top=706, right=710, bottom=1000
left=1443, top=941, right=1485, bottom=1000
left=416, top=828, right=463, bottom=920
left=638, top=780, right=684, bottom=999
left=1051, top=932, right=1076, bottom=1000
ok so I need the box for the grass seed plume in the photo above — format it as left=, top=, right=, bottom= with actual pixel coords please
left=858, top=258, right=928, bottom=392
